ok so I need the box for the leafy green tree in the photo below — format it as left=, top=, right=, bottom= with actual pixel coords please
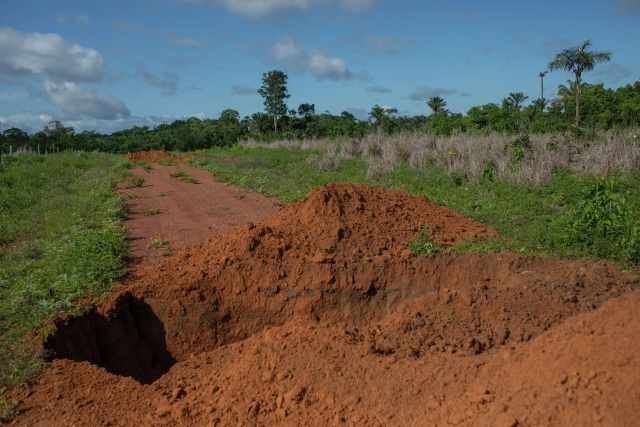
left=219, top=109, right=240, bottom=124
left=427, top=96, right=447, bottom=114
left=258, top=70, right=290, bottom=132
left=297, top=103, right=315, bottom=117
left=549, top=40, right=611, bottom=130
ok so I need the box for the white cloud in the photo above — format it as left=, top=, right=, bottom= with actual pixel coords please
left=0, top=112, right=176, bottom=134
left=45, top=80, right=130, bottom=120
left=0, top=27, right=104, bottom=83
left=271, top=38, right=356, bottom=81
left=184, top=0, right=375, bottom=17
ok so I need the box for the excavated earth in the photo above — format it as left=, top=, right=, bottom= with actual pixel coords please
left=8, top=182, right=640, bottom=426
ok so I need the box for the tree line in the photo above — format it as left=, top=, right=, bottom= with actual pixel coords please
left=1, top=40, right=638, bottom=155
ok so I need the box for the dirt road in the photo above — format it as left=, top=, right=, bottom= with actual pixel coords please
left=120, top=161, right=277, bottom=261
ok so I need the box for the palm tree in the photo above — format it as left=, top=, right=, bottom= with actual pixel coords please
left=427, top=96, right=447, bottom=114
left=549, top=40, right=611, bottom=130
left=505, top=92, right=529, bottom=111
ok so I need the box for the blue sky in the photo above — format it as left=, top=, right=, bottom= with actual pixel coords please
left=1, top=0, right=639, bottom=133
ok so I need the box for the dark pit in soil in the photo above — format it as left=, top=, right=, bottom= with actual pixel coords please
left=44, top=293, right=175, bottom=384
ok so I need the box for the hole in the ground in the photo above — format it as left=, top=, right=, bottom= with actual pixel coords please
left=44, top=293, right=176, bottom=384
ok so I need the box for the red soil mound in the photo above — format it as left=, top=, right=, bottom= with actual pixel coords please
left=127, top=150, right=183, bottom=163
left=9, top=183, right=640, bottom=426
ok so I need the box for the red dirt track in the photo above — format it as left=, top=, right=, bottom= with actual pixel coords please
left=8, top=153, right=640, bottom=426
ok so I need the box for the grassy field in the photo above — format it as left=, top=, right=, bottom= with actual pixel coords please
left=192, top=145, right=640, bottom=266
left=0, top=153, right=128, bottom=407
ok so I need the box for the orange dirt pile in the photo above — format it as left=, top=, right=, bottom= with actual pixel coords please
left=9, top=184, right=640, bottom=426
left=127, top=150, right=184, bottom=163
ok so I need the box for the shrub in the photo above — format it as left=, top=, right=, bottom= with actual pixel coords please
left=563, top=177, right=639, bottom=263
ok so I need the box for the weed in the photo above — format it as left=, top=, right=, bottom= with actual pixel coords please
left=149, top=236, right=172, bottom=255
left=0, top=392, right=17, bottom=423
left=170, top=170, right=199, bottom=184
left=143, top=208, right=161, bottom=216
left=408, top=226, right=442, bottom=256
left=158, top=159, right=175, bottom=166
left=123, top=175, right=145, bottom=188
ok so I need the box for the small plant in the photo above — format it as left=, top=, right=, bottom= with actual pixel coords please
left=148, top=236, right=171, bottom=255
left=409, top=226, right=442, bottom=256
left=170, top=170, right=199, bottom=184
left=158, top=159, right=175, bottom=166
left=509, top=135, right=530, bottom=171
left=123, top=175, right=145, bottom=188
left=143, top=208, right=161, bottom=216
left=134, top=161, right=153, bottom=172
left=482, top=161, right=497, bottom=182
left=0, top=393, right=17, bottom=423
left=158, top=192, right=168, bottom=197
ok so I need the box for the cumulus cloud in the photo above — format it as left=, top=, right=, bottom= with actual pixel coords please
left=138, top=69, right=179, bottom=96
left=0, top=27, right=104, bottom=83
left=44, top=80, right=130, bottom=120
left=184, top=0, right=376, bottom=17
left=366, top=85, right=391, bottom=94
left=231, top=84, right=257, bottom=95
left=409, top=86, right=470, bottom=101
left=271, top=38, right=358, bottom=81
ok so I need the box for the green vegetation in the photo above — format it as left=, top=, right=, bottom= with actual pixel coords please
left=157, top=158, right=175, bottom=166
left=148, top=236, right=171, bottom=256
left=190, top=146, right=367, bottom=202
left=193, top=146, right=640, bottom=266
left=0, top=153, right=128, bottom=394
left=170, top=170, right=199, bottom=183
left=409, top=226, right=442, bottom=256
left=143, top=208, right=162, bottom=216
left=122, top=174, right=145, bottom=188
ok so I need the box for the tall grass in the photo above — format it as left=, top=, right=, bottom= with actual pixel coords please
left=243, top=129, right=640, bottom=185
left=0, top=153, right=128, bottom=391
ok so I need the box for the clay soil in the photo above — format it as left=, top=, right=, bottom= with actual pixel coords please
left=7, top=153, right=640, bottom=426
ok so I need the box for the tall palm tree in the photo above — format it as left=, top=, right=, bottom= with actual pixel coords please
left=549, top=40, right=611, bottom=130
left=506, top=92, right=529, bottom=111
left=427, top=96, right=447, bottom=114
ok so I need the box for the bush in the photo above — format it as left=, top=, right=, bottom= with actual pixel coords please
left=563, top=177, right=639, bottom=263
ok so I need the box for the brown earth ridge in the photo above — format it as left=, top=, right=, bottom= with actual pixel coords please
left=8, top=166, right=640, bottom=426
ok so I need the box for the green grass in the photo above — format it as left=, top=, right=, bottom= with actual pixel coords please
left=192, top=145, right=640, bottom=266
left=170, top=170, right=199, bottom=184
left=158, top=159, right=175, bottom=166
left=189, top=146, right=367, bottom=202
left=0, top=153, right=128, bottom=400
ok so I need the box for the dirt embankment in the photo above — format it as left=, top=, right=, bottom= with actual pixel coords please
left=8, top=178, right=640, bottom=426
